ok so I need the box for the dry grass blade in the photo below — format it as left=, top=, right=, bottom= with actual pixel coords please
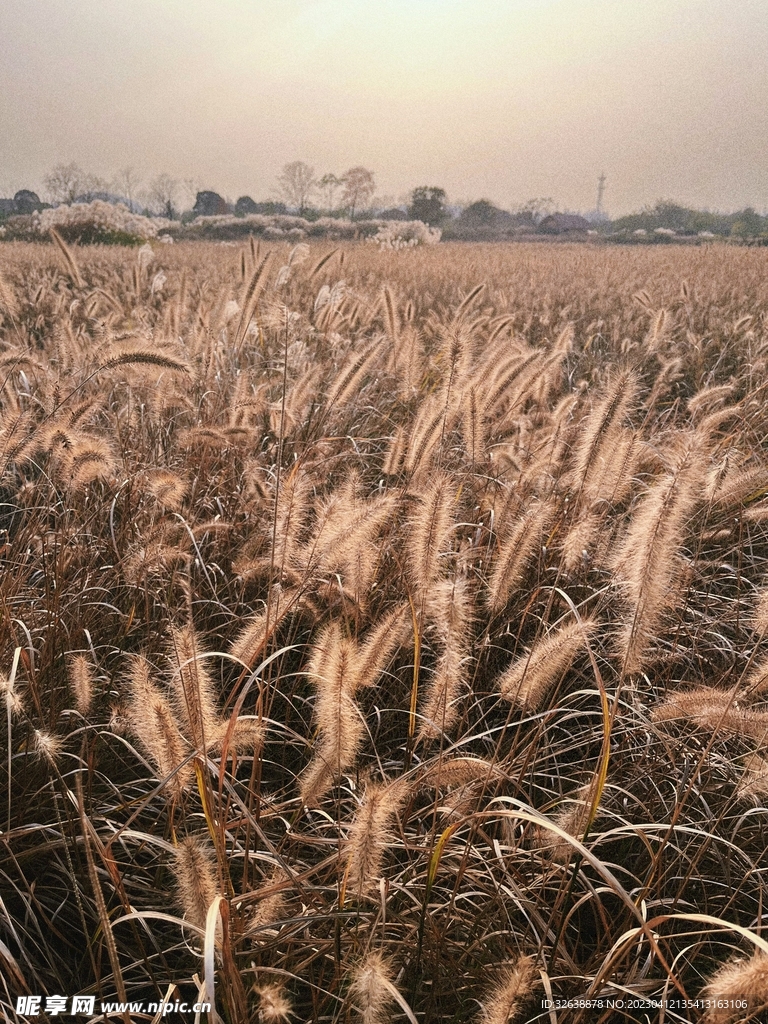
left=75, top=774, right=129, bottom=1019
left=534, top=783, right=598, bottom=862
left=49, top=227, right=83, bottom=287
left=234, top=251, right=272, bottom=348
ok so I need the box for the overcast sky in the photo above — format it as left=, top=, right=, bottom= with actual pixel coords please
left=1, top=0, right=767, bottom=215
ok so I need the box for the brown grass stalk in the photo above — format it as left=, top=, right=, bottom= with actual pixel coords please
left=487, top=498, right=553, bottom=614
left=173, top=835, right=220, bottom=933
left=349, top=951, right=396, bottom=1024
left=613, top=434, right=706, bottom=674
left=498, top=618, right=597, bottom=710
left=167, top=624, right=219, bottom=752
left=700, top=953, right=768, bottom=1023
left=126, top=655, right=192, bottom=797
left=345, top=778, right=408, bottom=895
left=477, top=955, right=537, bottom=1024
left=68, top=653, right=94, bottom=716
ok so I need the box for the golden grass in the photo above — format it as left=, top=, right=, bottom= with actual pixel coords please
left=3, top=238, right=768, bottom=1020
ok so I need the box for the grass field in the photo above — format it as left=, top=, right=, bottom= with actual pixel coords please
left=3, top=238, right=768, bottom=1023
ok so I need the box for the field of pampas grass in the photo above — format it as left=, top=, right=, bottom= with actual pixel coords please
left=3, top=237, right=768, bottom=1023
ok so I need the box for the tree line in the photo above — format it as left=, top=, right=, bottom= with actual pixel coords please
left=31, top=161, right=445, bottom=223
left=31, top=161, right=459, bottom=226
left=29, top=161, right=381, bottom=221
left=4, top=161, right=767, bottom=240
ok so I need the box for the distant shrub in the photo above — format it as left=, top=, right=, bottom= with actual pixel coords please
left=377, top=207, right=410, bottom=221
left=234, top=198, right=288, bottom=216
left=442, top=200, right=532, bottom=240
left=192, top=191, right=229, bottom=217
left=610, top=201, right=768, bottom=239
left=178, top=212, right=437, bottom=243
left=30, top=200, right=173, bottom=244
left=0, top=214, right=46, bottom=241
left=367, top=221, right=442, bottom=249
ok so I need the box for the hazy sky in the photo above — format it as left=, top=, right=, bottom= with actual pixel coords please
left=1, top=0, right=767, bottom=215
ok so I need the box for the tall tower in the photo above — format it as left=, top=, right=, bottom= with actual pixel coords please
left=596, top=172, right=606, bottom=216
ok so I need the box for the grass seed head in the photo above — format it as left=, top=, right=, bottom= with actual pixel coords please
left=700, top=952, right=768, bottom=1023
left=349, top=951, right=395, bottom=1024
left=478, top=955, right=537, bottom=1024
left=173, top=835, right=220, bottom=934
left=0, top=672, right=24, bottom=716
left=33, top=730, right=62, bottom=765
left=254, top=982, right=293, bottom=1022
left=68, top=653, right=94, bottom=716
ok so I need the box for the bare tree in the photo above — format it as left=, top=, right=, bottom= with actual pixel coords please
left=276, top=161, right=316, bottom=216
left=80, top=173, right=107, bottom=201
left=147, top=173, right=179, bottom=219
left=44, top=163, right=108, bottom=204
left=113, top=167, right=142, bottom=210
left=341, top=167, right=375, bottom=220
left=518, top=197, right=555, bottom=225
left=318, top=173, right=342, bottom=214
left=44, top=163, right=88, bottom=204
